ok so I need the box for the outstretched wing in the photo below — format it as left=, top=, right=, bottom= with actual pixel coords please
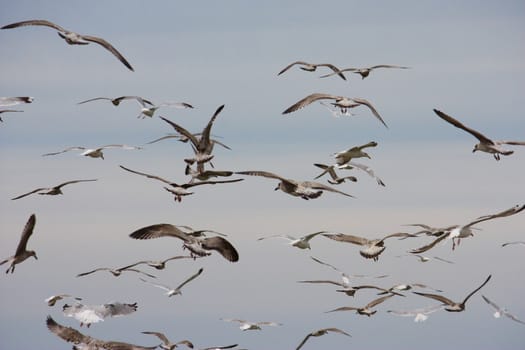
left=301, top=181, right=355, bottom=197
left=15, top=214, right=36, bottom=256
left=433, top=109, right=494, bottom=144
left=46, top=315, right=91, bottom=344
left=11, top=188, right=47, bottom=200
left=283, top=93, right=340, bottom=114
left=277, top=60, right=310, bottom=75
left=129, top=223, right=191, bottom=242
left=351, top=97, right=388, bottom=128
left=322, top=233, right=369, bottom=246
left=2, top=19, right=67, bottom=32
left=176, top=267, right=204, bottom=291
left=119, top=165, right=173, bottom=185
left=80, top=34, right=134, bottom=71
left=201, top=236, right=239, bottom=262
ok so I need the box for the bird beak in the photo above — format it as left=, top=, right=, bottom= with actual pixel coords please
left=34, top=254, right=38, bottom=260
left=274, top=185, right=279, bottom=191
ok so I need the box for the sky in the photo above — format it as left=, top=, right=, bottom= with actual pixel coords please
left=1, top=1, right=524, bottom=349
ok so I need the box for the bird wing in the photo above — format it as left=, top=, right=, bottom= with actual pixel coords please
left=297, top=280, right=346, bottom=287
left=115, top=96, right=154, bottom=106
left=42, top=146, right=86, bottom=156
left=123, top=268, right=157, bottom=279
left=295, top=333, right=313, bottom=350
left=369, top=64, right=410, bottom=70
left=351, top=97, right=388, bottom=128
left=322, top=328, right=351, bottom=336
left=313, top=163, right=336, bottom=180
left=468, top=204, right=525, bottom=227
left=283, top=93, right=341, bottom=114
left=182, top=178, right=243, bottom=188
left=46, top=315, right=92, bottom=345
left=129, top=223, right=191, bottom=242
left=99, top=144, right=141, bottom=150
left=159, top=117, right=200, bottom=149
left=433, top=256, right=455, bottom=264
left=11, top=188, right=48, bottom=200
left=119, top=165, right=173, bottom=185
left=201, top=236, right=239, bottom=262
left=319, top=67, right=357, bottom=78
left=366, top=294, right=395, bottom=308
left=380, top=232, right=415, bottom=242
left=322, top=233, right=369, bottom=246
left=302, top=231, right=327, bottom=241
left=102, top=302, right=137, bottom=317
left=409, top=232, right=450, bottom=254
left=0, top=96, right=33, bottom=106
left=461, top=275, right=492, bottom=305
left=141, top=332, right=170, bottom=345
left=315, top=63, right=347, bottom=80
left=412, top=291, right=455, bottom=306
left=300, top=181, right=354, bottom=197
left=176, top=267, right=204, bottom=291
left=277, top=61, right=310, bottom=75
left=498, top=140, right=525, bottom=146
left=481, top=295, right=500, bottom=312
left=139, top=278, right=172, bottom=292
left=347, top=161, right=386, bottom=186
left=433, top=109, right=494, bottom=144
left=56, top=179, right=98, bottom=189
left=80, top=34, right=134, bottom=71
left=1, top=19, right=67, bottom=32
left=355, top=141, right=379, bottom=150
left=325, top=306, right=359, bottom=313
left=76, top=267, right=110, bottom=277
left=235, top=170, right=287, bottom=181
left=77, top=97, right=113, bottom=104
left=197, top=104, right=225, bottom=153
left=14, top=214, right=36, bottom=256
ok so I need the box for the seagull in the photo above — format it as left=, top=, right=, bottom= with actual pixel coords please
left=2, top=19, right=134, bottom=71
left=312, top=163, right=357, bottom=185
left=295, top=328, right=351, bottom=350
left=120, top=255, right=193, bottom=270
left=77, top=95, right=154, bottom=107
left=0, top=96, right=34, bottom=107
left=314, top=162, right=386, bottom=186
left=76, top=266, right=157, bottom=278
left=387, top=304, right=444, bottom=322
left=46, top=315, right=158, bottom=350
left=277, top=61, right=346, bottom=80
left=257, top=231, right=327, bottom=250
left=220, top=318, right=282, bottom=331
left=434, top=109, right=525, bottom=160
left=326, top=294, right=395, bottom=316
left=63, top=301, right=138, bottom=327
left=141, top=331, right=194, bottom=350
left=160, top=104, right=225, bottom=169
left=331, top=141, right=378, bottom=165
left=413, top=274, right=492, bottom=312
left=119, top=165, right=243, bottom=202
left=0, top=109, right=23, bottom=122
left=1, top=214, right=37, bottom=274
left=139, top=267, right=203, bottom=297
left=410, top=204, right=525, bottom=253
left=396, top=254, right=454, bottom=264
left=502, top=241, right=525, bottom=247
left=45, top=294, right=82, bottom=307
left=42, top=144, right=142, bottom=159
left=322, top=232, right=415, bottom=261
left=235, top=170, right=354, bottom=200
left=283, top=93, right=387, bottom=128
left=129, top=223, right=239, bottom=262
left=481, top=295, right=525, bottom=325
left=11, top=179, right=97, bottom=200
left=319, top=64, right=410, bottom=79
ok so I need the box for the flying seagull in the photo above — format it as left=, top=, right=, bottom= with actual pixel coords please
left=235, top=170, right=354, bottom=200
left=410, top=204, right=525, bottom=253
left=63, top=301, right=138, bottom=327
left=0, top=96, right=34, bottom=107
left=277, top=61, right=346, bottom=80
left=11, top=179, right=97, bottom=200
left=326, top=294, right=395, bottom=316
left=2, top=19, right=134, bottom=71
left=0, top=109, right=23, bottom=122
left=46, top=315, right=158, bottom=350
left=434, top=109, right=525, bottom=160
left=129, top=223, right=239, bottom=262
left=141, top=331, right=194, bottom=350
left=282, top=93, right=388, bottom=128
left=295, top=328, right=351, bottom=350
left=322, top=232, right=415, bottom=261
left=413, top=274, right=492, bottom=312
left=320, top=64, right=410, bottom=79
left=120, top=165, right=243, bottom=202
left=1, top=214, right=37, bottom=274
left=220, top=318, right=282, bottom=331
left=387, top=304, right=444, bottom=322
left=77, top=95, right=154, bottom=107
left=331, top=141, right=378, bottom=165
left=481, top=295, right=525, bottom=325
left=42, top=144, right=141, bottom=159
left=120, top=255, right=193, bottom=271
left=312, top=163, right=357, bottom=185
left=257, top=231, right=327, bottom=250
left=76, top=265, right=157, bottom=278
left=314, top=162, right=385, bottom=186
left=139, top=267, right=203, bottom=297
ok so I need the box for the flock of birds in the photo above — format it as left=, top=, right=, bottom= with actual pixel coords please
left=2, top=17, right=525, bottom=350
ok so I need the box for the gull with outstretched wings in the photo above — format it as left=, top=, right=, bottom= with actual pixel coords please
left=320, top=64, right=410, bottom=79
left=295, top=328, right=351, bottom=350
left=11, top=179, right=97, bottom=200
left=277, top=60, right=346, bottom=80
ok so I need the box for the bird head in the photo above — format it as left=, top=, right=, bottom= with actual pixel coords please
left=30, top=251, right=38, bottom=260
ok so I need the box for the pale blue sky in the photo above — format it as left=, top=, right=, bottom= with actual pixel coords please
left=1, top=1, right=524, bottom=349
